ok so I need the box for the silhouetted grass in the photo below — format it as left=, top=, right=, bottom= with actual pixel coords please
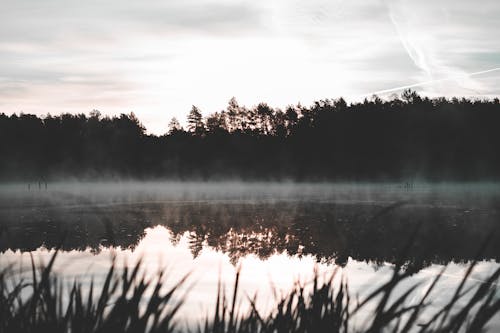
left=0, top=251, right=189, bottom=333
left=1, top=251, right=500, bottom=333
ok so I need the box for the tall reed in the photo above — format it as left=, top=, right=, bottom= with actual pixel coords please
left=1, top=250, right=499, bottom=333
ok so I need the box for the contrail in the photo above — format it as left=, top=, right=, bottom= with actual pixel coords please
left=364, top=67, right=500, bottom=97
left=384, top=0, right=433, bottom=79
left=381, top=1, right=497, bottom=97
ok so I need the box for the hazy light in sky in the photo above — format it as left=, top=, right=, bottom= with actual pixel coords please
left=0, top=0, right=499, bottom=134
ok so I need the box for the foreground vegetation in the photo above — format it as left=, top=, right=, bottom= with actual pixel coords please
left=1, top=91, right=500, bottom=180
left=1, top=249, right=500, bottom=333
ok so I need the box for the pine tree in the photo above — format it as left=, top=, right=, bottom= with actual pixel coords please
left=168, top=117, right=182, bottom=134
left=187, top=105, right=204, bottom=135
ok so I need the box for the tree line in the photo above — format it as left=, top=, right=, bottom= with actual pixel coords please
left=1, top=90, right=499, bottom=180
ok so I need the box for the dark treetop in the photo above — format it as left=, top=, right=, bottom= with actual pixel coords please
left=1, top=91, right=500, bottom=181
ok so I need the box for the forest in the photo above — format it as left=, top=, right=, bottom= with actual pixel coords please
left=1, top=90, right=499, bottom=181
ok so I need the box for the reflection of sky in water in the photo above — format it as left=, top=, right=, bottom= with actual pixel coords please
left=3, top=182, right=500, bottom=266
left=3, top=226, right=500, bottom=330
left=2, top=182, right=500, bottom=330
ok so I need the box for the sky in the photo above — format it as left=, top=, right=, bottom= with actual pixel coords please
left=1, top=0, right=499, bottom=134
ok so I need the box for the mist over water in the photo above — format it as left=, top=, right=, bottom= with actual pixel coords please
left=2, top=181, right=500, bottom=258
left=1, top=181, right=500, bottom=328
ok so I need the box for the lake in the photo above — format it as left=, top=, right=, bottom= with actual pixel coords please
left=1, top=182, right=500, bottom=330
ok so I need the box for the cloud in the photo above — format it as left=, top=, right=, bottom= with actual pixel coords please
left=0, top=0, right=498, bottom=134
left=382, top=0, right=500, bottom=95
left=0, top=0, right=266, bottom=42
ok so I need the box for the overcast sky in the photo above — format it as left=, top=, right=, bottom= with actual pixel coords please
left=1, top=0, right=499, bottom=134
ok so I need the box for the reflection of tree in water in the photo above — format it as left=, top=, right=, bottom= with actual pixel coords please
left=1, top=201, right=500, bottom=270
left=163, top=202, right=500, bottom=268
left=187, top=227, right=294, bottom=265
left=0, top=205, right=149, bottom=254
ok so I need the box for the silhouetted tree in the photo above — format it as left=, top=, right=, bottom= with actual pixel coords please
left=270, top=108, right=286, bottom=137
left=168, top=117, right=183, bottom=134
left=206, top=112, right=227, bottom=133
left=187, top=105, right=204, bottom=135
left=402, top=89, right=422, bottom=104
left=285, top=106, right=298, bottom=133
left=226, top=97, right=242, bottom=132
left=255, top=103, right=274, bottom=135
left=1, top=92, right=500, bottom=180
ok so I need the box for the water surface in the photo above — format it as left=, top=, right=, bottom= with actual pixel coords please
left=1, top=182, right=500, bottom=328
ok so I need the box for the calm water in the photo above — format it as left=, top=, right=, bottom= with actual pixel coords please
left=1, top=182, right=500, bottom=329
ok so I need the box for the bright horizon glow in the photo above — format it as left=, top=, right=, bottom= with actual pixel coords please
left=1, top=0, right=499, bottom=134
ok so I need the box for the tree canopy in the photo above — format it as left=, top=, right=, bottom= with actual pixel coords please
left=1, top=91, right=499, bottom=181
